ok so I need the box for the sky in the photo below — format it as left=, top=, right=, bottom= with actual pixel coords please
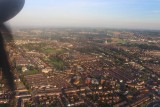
left=9, top=0, right=160, bottom=30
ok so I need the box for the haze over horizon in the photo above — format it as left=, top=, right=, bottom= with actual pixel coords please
left=8, top=0, right=160, bottom=30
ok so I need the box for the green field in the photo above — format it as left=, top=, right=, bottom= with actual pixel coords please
left=24, top=70, right=39, bottom=75
left=48, top=56, right=64, bottom=70
left=41, top=48, right=65, bottom=55
left=22, top=43, right=66, bottom=55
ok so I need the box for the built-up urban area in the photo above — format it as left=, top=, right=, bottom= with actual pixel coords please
left=0, top=28, right=160, bottom=107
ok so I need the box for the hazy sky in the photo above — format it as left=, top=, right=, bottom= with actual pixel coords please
left=9, top=0, right=160, bottom=29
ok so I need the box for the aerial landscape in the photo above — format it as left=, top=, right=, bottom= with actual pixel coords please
left=0, top=0, right=160, bottom=107
left=0, top=28, right=159, bottom=106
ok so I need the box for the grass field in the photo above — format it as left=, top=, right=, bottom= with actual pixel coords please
left=48, top=56, right=64, bottom=70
